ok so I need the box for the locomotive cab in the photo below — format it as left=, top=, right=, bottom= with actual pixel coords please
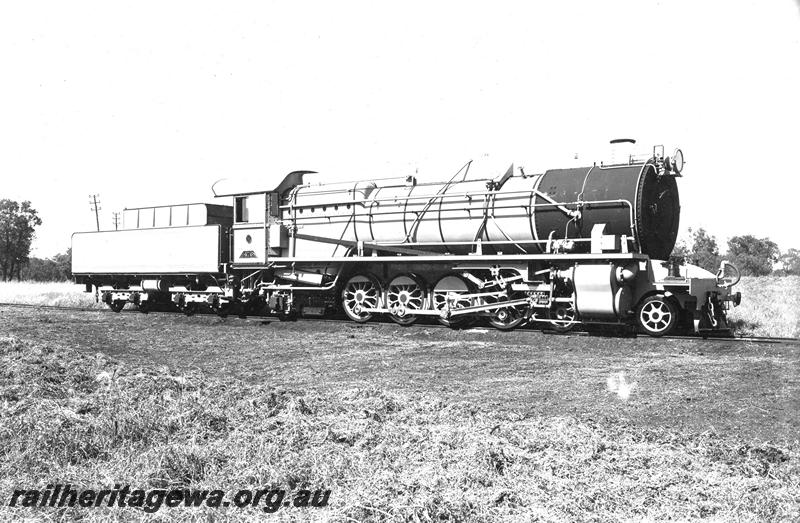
left=212, top=171, right=313, bottom=266
left=227, top=192, right=286, bottom=264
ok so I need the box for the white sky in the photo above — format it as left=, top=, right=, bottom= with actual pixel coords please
left=1, top=0, right=799, bottom=257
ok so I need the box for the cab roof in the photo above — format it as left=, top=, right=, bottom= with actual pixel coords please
left=211, top=171, right=316, bottom=197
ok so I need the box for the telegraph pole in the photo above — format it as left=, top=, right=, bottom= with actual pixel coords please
left=89, top=194, right=101, bottom=231
left=112, top=212, right=121, bottom=231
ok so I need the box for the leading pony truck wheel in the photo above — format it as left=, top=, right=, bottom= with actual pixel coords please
left=636, top=294, right=678, bottom=337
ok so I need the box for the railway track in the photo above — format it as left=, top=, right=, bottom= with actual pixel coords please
left=1, top=301, right=796, bottom=345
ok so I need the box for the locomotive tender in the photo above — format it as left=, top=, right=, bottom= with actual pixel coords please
left=72, top=144, right=741, bottom=336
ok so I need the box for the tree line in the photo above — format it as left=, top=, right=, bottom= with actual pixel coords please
left=21, top=249, right=73, bottom=281
left=672, top=228, right=800, bottom=276
left=1, top=199, right=799, bottom=281
left=0, top=199, right=42, bottom=281
left=0, top=199, right=71, bottom=281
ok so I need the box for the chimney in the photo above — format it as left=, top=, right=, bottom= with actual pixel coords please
left=609, top=138, right=636, bottom=165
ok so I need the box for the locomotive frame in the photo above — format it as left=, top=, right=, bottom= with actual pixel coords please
left=72, top=145, right=741, bottom=337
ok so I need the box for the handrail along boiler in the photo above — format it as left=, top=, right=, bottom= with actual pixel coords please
left=72, top=144, right=741, bottom=336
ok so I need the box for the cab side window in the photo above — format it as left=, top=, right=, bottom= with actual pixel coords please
left=234, top=197, right=248, bottom=223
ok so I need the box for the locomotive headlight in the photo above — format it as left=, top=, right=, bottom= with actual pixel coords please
left=671, top=148, right=684, bottom=175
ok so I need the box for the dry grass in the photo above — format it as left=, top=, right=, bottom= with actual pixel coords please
left=0, top=335, right=797, bottom=522
left=0, top=281, right=101, bottom=309
left=727, top=276, right=800, bottom=338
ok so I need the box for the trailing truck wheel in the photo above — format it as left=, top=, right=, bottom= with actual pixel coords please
left=547, top=302, right=577, bottom=333
left=342, top=274, right=382, bottom=323
left=385, top=273, right=428, bottom=326
left=636, top=295, right=678, bottom=337
left=484, top=293, right=527, bottom=331
left=432, top=274, right=475, bottom=328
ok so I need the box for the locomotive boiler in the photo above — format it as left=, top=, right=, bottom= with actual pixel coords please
left=72, top=143, right=741, bottom=336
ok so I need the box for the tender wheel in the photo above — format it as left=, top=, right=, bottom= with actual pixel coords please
left=432, top=274, right=475, bottom=328
left=230, top=301, right=248, bottom=319
left=342, top=274, right=382, bottom=323
left=108, top=300, right=125, bottom=313
left=278, top=310, right=298, bottom=321
left=636, top=295, right=678, bottom=337
left=548, top=302, right=576, bottom=333
left=213, top=303, right=230, bottom=318
left=484, top=293, right=527, bottom=331
left=385, top=273, right=428, bottom=326
left=137, top=301, right=151, bottom=314
left=181, top=303, right=198, bottom=317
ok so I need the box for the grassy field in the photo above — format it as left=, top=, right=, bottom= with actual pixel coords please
left=727, top=276, right=800, bottom=338
left=1, top=334, right=797, bottom=521
left=1, top=276, right=797, bottom=338
left=0, top=281, right=102, bottom=309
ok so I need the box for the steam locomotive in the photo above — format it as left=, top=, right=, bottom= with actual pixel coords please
left=72, top=143, right=741, bottom=336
